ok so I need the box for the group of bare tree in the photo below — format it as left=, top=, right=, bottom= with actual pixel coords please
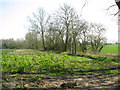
left=2, top=0, right=120, bottom=54
left=25, top=3, right=106, bottom=54
left=1, top=3, right=106, bottom=54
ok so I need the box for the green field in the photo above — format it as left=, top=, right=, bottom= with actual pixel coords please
left=101, top=44, right=118, bottom=54
left=1, top=49, right=120, bottom=89
left=2, top=49, right=119, bottom=75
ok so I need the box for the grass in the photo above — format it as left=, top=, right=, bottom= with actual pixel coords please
left=101, top=44, right=118, bottom=54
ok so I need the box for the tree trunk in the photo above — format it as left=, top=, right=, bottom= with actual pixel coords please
left=64, top=25, right=69, bottom=52
left=99, top=45, right=103, bottom=52
left=75, top=38, right=76, bottom=54
left=42, top=30, right=45, bottom=50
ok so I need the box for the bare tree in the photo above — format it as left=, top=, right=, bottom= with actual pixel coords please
left=55, top=3, right=78, bottom=52
left=70, top=15, right=81, bottom=54
left=28, top=8, right=50, bottom=50
left=89, top=23, right=107, bottom=53
left=45, top=20, right=65, bottom=51
left=78, top=21, right=90, bottom=53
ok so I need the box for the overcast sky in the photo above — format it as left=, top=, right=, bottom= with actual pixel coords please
left=0, top=0, right=118, bottom=43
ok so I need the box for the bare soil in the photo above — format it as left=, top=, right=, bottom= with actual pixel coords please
left=2, top=73, right=120, bottom=89
left=15, top=49, right=25, bottom=52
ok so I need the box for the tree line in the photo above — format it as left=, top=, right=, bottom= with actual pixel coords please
left=2, top=3, right=107, bottom=54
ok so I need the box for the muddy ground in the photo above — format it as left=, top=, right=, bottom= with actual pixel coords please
left=2, top=72, right=120, bottom=89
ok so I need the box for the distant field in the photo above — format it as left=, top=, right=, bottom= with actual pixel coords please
left=101, top=44, right=118, bottom=54
left=2, top=49, right=16, bottom=54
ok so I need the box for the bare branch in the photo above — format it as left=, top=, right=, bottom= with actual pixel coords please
left=80, top=0, right=88, bottom=16
left=106, top=4, right=116, bottom=11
